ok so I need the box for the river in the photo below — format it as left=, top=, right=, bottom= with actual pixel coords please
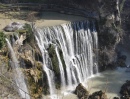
left=44, top=48, right=130, bottom=99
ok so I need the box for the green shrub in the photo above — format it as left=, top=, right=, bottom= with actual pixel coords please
left=23, top=23, right=35, bottom=44
left=0, top=32, right=6, bottom=50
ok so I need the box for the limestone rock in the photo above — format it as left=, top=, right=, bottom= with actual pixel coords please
left=106, top=14, right=115, bottom=27
left=3, top=22, right=24, bottom=32
left=75, top=83, right=89, bottom=99
left=15, top=34, right=26, bottom=45
left=20, top=49, right=34, bottom=68
left=30, top=69, right=38, bottom=82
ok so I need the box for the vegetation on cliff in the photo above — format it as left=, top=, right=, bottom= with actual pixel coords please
left=0, top=32, right=6, bottom=50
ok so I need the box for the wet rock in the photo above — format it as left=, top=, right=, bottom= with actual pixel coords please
left=98, top=49, right=117, bottom=71
left=120, top=80, right=130, bottom=99
left=113, top=97, right=119, bottom=99
left=3, top=22, right=24, bottom=32
left=75, top=83, right=89, bottom=99
left=89, top=90, right=108, bottom=99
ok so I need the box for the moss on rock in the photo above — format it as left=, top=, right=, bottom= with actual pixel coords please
left=47, top=44, right=66, bottom=88
left=47, top=44, right=60, bottom=77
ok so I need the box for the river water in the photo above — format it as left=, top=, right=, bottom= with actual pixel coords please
left=43, top=67, right=130, bottom=99
left=44, top=48, right=130, bottom=99
left=86, top=67, right=130, bottom=98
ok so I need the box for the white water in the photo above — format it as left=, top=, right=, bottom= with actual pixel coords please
left=35, top=20, right=98, bottom=96
left=57, top=67, right=130, bottom=99
left=85, top=67, right=130, bottom=98
left=6, top=38, right=30, bottom=99
left=92, top=22, right=98, bottom=73
left=35, top=35, right=56, bottom=95
left=55, top=47, right=66, bottom=87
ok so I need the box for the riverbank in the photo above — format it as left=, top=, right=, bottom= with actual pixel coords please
left=0, top=11, right=86, bottom=31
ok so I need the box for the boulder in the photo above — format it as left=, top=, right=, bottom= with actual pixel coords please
left=89, top=90, right=108, bottom=99
left=75, top=83, right=89, bottom=99
left=120, top=80, right=130, bottom=99
left=4, top=25, right=14, bottom=32
left=3, top=22, right=24, bottom=32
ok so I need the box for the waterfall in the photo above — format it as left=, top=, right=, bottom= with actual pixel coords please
left=55, top=47, right=66, bottom=87
left=35, top=35, right=56, bottom=95
left=35, top=20, right=98, bottom=95
left=92, top=22, right=99, bottom=73
left=6, top=39, right=30, bottom=99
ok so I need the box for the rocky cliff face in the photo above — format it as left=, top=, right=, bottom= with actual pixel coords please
left=119, top=0, right=130, bottom=50
left=63, top=0, right=124, bottom=70
left=4, top=24, right=44, bottom=98
left=97, top=0, right=123, bottom=70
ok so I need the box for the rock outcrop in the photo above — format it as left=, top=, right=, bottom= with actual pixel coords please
left=5, top=23, right=44, bottom=98
left=119, top=0, right=130, bottom=51
left=15, top=33, right=26, bottom=45
left=116, top=52, right=127, bottom=67
left=89, top=90, right=108, bottom=99
left=75, top=83, right=89, bottom=99
left=4, top=22, right=24, bottom=32
left=97, top=0, right=123, bottom=71
left=120, top=80, right=130, bottom=99
left=75, top=84, right=108, bottom=99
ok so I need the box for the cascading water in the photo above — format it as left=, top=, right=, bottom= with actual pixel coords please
left=92, top=22, right=99, bottom=73
left=35, top=20, right=98, bottom=96
left=55, top=47, right=66, bottom=87
left=6, top=39, right=30, bottom=99
left=35, top=34, right=56, bottom=95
